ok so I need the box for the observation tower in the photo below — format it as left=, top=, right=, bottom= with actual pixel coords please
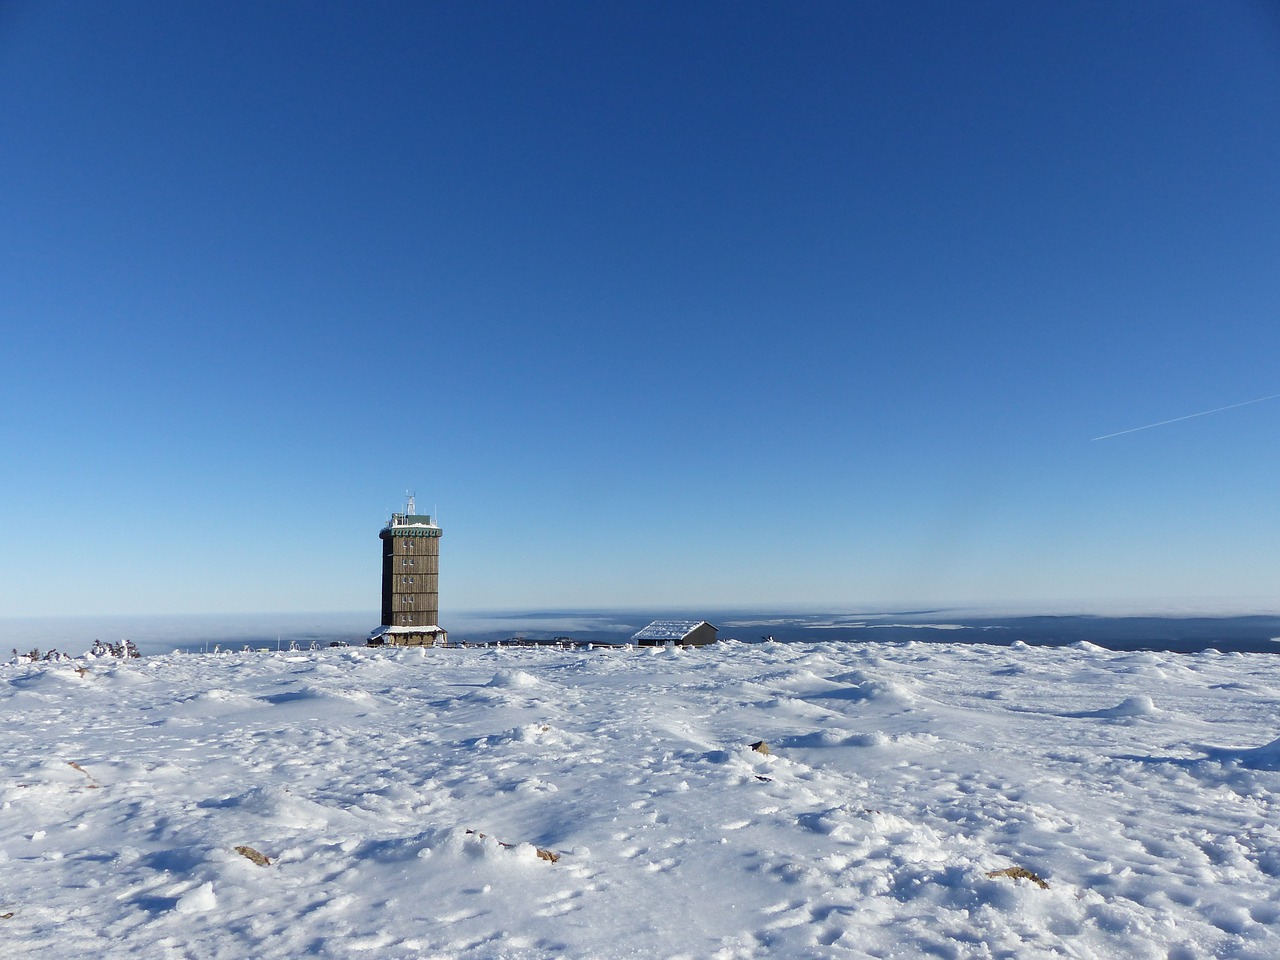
left=368, top=494, right=446, bottom=646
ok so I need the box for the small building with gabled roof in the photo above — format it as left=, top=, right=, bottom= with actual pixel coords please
left=631, top=619, right=718, bottom=647
left=367, top=624, right=448, bottom=647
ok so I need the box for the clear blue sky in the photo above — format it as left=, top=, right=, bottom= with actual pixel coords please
left=3, top=1, right=1279, bottom=619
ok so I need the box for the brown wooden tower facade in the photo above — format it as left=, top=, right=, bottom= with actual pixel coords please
left=371, top=496, right=445, bottom=645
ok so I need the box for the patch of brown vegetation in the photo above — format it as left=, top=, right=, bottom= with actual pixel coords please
left=234, top=845, right=272, bottom=866
left=466, top=829, right=560, bottom=863
left=67, top=761, right=101, bottom=788
left=986, top=866, right=1049, bottom=889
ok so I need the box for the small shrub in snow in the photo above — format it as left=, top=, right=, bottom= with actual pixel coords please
left=67, top=761, right=101, bottom=788
left=10, top=648, right=73, bottom=663
left=465, top=829, right=559, bottom=863
left=234, top=845, right=272, bottom=866
left=985, top=866, right=1049, bottom=890
left=89, top=640, right=140, bottom=659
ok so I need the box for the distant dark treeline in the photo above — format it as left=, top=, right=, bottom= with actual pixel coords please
left=140, top=613, right=1280, bottom=656
left=447, top=613, right=1280, bottom=655
left=772, top=616, right=1280, bottom=654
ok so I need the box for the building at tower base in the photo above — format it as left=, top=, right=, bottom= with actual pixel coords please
left=367, top=623, right=447, bottom=647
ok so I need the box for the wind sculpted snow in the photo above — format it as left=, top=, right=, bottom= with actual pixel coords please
left=2, top=641, right=1279, bottom=958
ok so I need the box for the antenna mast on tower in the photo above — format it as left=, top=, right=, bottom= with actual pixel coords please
left=406, top=491, right=416, bottom=515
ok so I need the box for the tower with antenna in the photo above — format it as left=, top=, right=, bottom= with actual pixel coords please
left=368, top=492, right=446, bottom=646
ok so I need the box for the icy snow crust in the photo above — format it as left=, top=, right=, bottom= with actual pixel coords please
left=3, top=641, right=1279, bottom=959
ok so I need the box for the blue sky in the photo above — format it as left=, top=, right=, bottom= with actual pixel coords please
left=3, top=1, right=1279, bottom=619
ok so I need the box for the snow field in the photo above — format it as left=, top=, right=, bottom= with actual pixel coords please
left=2, top=640, right=1279, bottom=958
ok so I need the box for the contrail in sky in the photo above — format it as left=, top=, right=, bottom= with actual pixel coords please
left=1092, top=393, right=1280, bottom=441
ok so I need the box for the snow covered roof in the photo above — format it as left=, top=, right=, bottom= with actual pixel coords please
left=368, top=624, right=446, bottom=640
left=392, top=514, right=437, bottom=527
left=630, top=620, right=714, bottom=642
left=380, top=525, right=441, bottom=539
left=381, top=513, right=442, bottom=538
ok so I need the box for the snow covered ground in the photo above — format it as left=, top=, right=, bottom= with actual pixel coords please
left=3, top=639, right=1279, bottom=958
